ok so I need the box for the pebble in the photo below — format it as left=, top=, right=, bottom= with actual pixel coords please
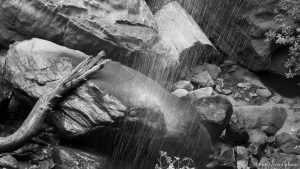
left=172, top=89, right=189, bottom=98
left=256, top=88, right=272, bottom=98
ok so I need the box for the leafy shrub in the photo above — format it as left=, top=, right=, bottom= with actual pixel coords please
left=155, top=151, right=195, bottom=169
left=266, top=0, right=300, bottom=78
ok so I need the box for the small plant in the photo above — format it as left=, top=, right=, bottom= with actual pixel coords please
left=265, top=0, right=300, bottom=78
left=155, top=151, right=195, bottom=169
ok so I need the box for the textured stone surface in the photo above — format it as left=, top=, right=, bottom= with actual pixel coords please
left=0, top=0, right=158, bottom=56
left=147, top=0, right=290, bottom=72
left=172, top=89, right=189, bottom=98
left=191, top=71, right=215, bottom=87
left=187, top=87, right=213, bottom=101
left=232, top=106, right=288, bottom=135
left=192, top=96, right=233, bottom=139
left=128, top=1, right=216, bottom=85
left=2, top=39, right=213, bottom=168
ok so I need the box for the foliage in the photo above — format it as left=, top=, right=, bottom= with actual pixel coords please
left=265, top=0, right=300, bottom=78
left=155, top=151, right=195, bottom=169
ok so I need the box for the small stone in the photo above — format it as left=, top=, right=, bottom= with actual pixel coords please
left=216, top=78, right=224, bottom=88
left=249, top=92, right=257, bottom=98
left=192, top=63, right=221, bottom=79
left=245, top=98, right=250, bottom=102
left=266, top=136, right=275, bottom=144
left=237, top=82, right=252, bottom=90
left=188, top=87, right=213, bottom=100
left=191, top=71, right=215, bottom=87
left=256, top=88, right=272, bottom=98
left=172, top=80, right=194, bottom=91
left=270, top=95, right=281, bottom=103
left=172, top=89, right=189, bottom=97
left=222, top=89, right=232, bottom=95
left=0, top=155, right=18, bottom=169
left=216, top=84, right=222, bottom=93
left=236, top=146, right=249, bottom=169
left=248, top=129, right=267, bottom=146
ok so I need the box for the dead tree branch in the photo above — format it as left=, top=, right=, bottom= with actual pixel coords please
left=0, top=51, right=110, bottom=152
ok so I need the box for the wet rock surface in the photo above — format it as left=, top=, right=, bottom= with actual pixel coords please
left=1, top=38, right=213, bottom=168
left=53, top=146, right=110, bottom=169
left=0, top=0, right=158, bottom=56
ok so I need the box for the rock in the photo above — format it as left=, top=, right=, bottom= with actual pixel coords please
left=248, top=129, right=267, bottom=146
left=270, top=95, right=282, bottom=103
left=0, top=0, right=158, bottom=55
left=280, top=141, right=300, bottom=155
left=221, top=148, right=235, bottom=164
left=266, top=136, right=276, bottom=144
left=172, top=89, right=189, bottom=98
left=249, top=92, right=258, bottom=98
left=191, top=63, right=221, bottom=80
left=172, top=80, right=194, bottom=91
left=256, top=88, right=272, bottom=98
left=276, top=109, right=300, bottom=136
left=187, top=87, right=213, bottom=101
left=0, top=155, right=18, bottom=169
left=192, top=96, right=233, bottom=139
left=131, top=1, right=217, bottom=85
left=53, top=146, right=110, bottom=169
left=215, top=85, right=222, bottom=93
left=2, top=39, right=213, bottom=168
left=227, top=65, right=267, bottom=89
left=191, top=71, right=215, bottom=87
left=232, top=106, right=288, bottom=135
left=147, top=0, right=289, bottom=73
left=237, top=82, right=252, bottom=91
left=236, top=146, right=250, bottom=169
left=222, top=89, right=232, bottom=95
left=275, top=132, right=299, bottom=147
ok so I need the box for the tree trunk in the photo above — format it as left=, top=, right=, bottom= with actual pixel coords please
left=0, top=51, right=110, bottom=152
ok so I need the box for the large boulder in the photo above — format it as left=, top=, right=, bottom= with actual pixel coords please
left=0, top=0, right=158, bottom=55
left=147, top=0, right=288, bottom=72
left=2, top=38, right=213, bottom=168
left=0, top=1, right=216, bottom=86
left=126, top=1, right=217, bottom=85
left=231, top=106, right=288, bottom=135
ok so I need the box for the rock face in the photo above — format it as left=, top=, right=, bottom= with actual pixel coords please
left=147, top=0, right=286, bottom=72
left=0, top=0, right=157, bottom=54
left=192, top=96, right=233, bottom=139
left=0, top=0, right=158, bottom=55
left=0, top=0, right=216, bottom=86
left=128, top=1, right=216, bottom=85
left=2, top=39, right=213, bottom=168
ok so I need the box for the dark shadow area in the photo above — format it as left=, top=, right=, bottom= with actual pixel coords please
left=255, top=71, right=300, bottom=98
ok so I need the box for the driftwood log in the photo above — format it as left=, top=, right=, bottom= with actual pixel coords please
left=0, top=51, right=110, bottom=152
